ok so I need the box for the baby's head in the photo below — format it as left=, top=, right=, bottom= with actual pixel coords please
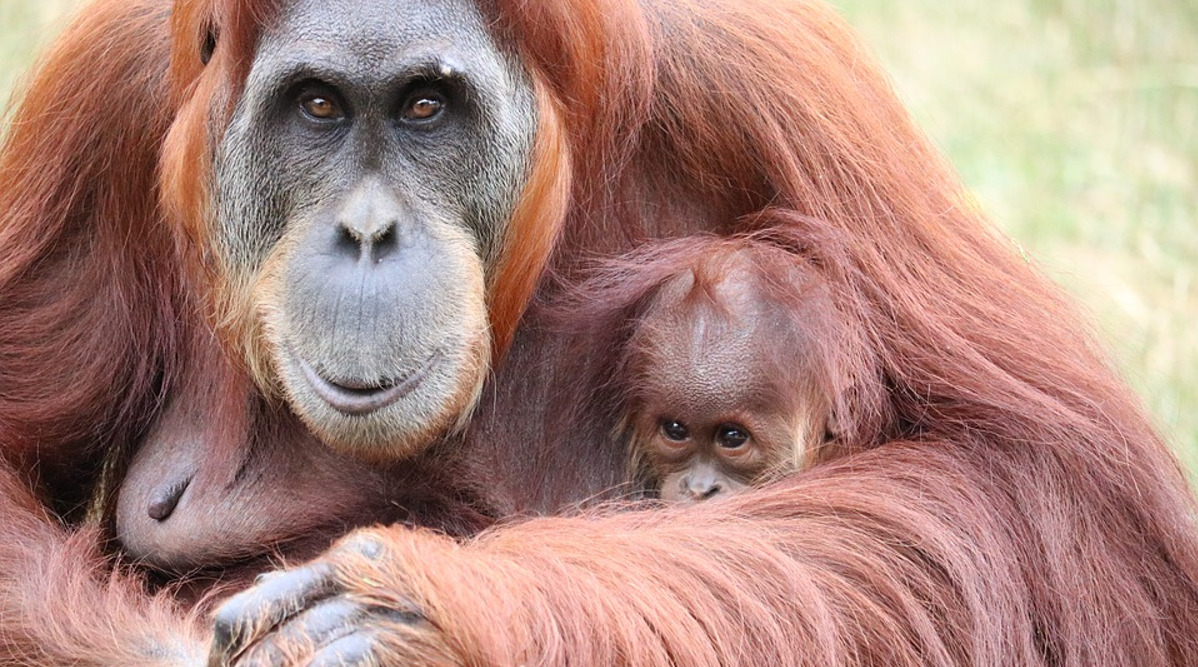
left=622, top=245, right=838, bottom=503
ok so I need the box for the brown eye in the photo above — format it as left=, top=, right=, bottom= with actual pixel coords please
left=300, top=94, right=343, bottom=121
left=403, top=94, right=444, bottom=122
left=716, top=424, right=750, bottom=450
left=660, top=419, right=689, bottom=442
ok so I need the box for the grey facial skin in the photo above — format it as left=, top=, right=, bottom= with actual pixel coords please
left=213, top=0, right=537, bottom=459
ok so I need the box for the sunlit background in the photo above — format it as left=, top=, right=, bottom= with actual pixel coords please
left=3, top=0, right=1195, bottom=478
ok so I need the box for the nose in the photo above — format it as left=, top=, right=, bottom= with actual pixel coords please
left=682, top=473, right=723, bottom=502
left=334, top=179, right=404, bottom=264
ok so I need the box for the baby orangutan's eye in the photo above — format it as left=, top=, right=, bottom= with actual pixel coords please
left=716, top=423, right=750, bottom=449
left=660, top=419, right=690, bottom=442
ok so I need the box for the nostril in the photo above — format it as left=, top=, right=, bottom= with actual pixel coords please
left=334, top=220, right=398, bottom=264
left=683, top=477, right=722, bottom=501
left=335, top=224, right=360, bottom=260
left=333, top=180, right=407, bottom=263
left=372, top=225, right=398, bottom=262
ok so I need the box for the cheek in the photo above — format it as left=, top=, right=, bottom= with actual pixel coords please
left=213, top=118, right=318, bottom=276
left=656, top=470, right=688, bottom=502
left=648, top=432, right=692, bottom=459
left=719, top=474, right=751, bottom=494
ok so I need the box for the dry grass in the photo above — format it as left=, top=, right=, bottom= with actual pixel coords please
left=2, top=0, right=1194, bottom=476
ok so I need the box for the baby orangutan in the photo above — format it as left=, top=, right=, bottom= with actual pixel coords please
left=617, top=238, right=845, bottom=504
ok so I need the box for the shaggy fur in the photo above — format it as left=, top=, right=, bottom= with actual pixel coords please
left=2, top=0, right=1197, bottom=664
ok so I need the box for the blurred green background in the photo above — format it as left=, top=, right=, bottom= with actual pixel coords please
left=3, top=1, right=1195, bottom=477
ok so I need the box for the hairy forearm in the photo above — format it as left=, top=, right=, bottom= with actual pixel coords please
left=320, top=444, right=1017, bottom=666
left=0, top=468, right=206, bottom=666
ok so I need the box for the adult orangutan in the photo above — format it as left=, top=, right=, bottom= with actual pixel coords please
left=2, top=0, right=1197, bottom=665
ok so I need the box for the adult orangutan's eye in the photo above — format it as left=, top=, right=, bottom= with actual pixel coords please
left=402, top=94, right=445, bottom=122
left=298, top=91, right=345, bottom=122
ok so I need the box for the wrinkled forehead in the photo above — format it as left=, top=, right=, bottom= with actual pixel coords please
left=632, top=277, right=811, bottom=415
left=255, top=0, right=500, bottom=81
left=635, top=310, right=766, bottom=407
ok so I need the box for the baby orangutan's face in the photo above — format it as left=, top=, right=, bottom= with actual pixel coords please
left=646, top=417, right=779, bottom=503
left=626, top=260, right=828, bottom=503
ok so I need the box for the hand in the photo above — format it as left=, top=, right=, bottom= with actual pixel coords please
left=206, top=530, right=453, bottom=666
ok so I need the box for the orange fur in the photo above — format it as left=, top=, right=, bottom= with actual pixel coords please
left=2, top=0, right=1197, bottom=664
left=485, top=79, right=572, bottom=360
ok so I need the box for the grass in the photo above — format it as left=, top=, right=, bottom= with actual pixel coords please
left=3, top=1, right=1195, bottom=476
left=0, top=1, right=78, bottom=108
left=833, top=0, right=1198, bottom=477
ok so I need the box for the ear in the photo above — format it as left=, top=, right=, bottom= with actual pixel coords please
left=799, top=408, right=843, bottom=470
left=618, top=417, right=660, bottom=500
left=789, top=402, right=840, bottom=472
left=824, top=409, right=841, bottom=443
left=200, top=25, right=217, bottom=65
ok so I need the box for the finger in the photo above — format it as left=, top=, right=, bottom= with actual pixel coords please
left=307, top=630, right=380, bottom=667
left=209, top=562, right=339, bottom=666
left=329, top=531, right=386, bottom=561
left=253, top=569, right=287, bottom=587
left=230, top=598, right=368, bottom=667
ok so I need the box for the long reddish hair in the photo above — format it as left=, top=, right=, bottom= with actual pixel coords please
left=348, top=1, right=1198, bottom=663
left=1, top=0, right=1195, bottom=664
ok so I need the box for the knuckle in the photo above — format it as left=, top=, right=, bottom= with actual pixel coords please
left=211, top=594, right=253, bottom=644
left=337, top=530, right=387, bottom=561
left=308, top=631, right=379, bottom=667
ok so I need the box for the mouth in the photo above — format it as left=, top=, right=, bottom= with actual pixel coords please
left=295, top=350, right=441, bottom=416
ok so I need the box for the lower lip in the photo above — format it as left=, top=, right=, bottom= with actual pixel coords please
left=293, top=349, right=441, bottom=416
